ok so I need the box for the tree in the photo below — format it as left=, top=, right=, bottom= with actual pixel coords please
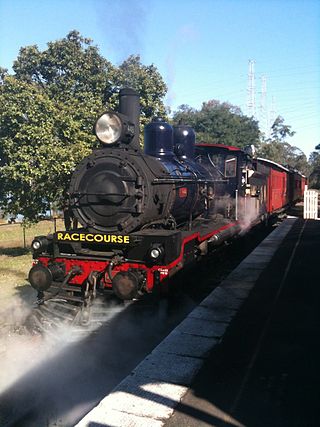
left=0, top=32, right=168, bottom=221
left=12, top=30, right=116, bottom=147
left=0, top=31, right=110, bottom=221
left=308, top=150, right=320, bottom=188
left=172, top=100, right=260, bottom=148
left=258, top=116, right=309, bottom=175
left=11, top=32, right=168, bottom=145
left=269, top=115, right=295, bottom=139
left=0, top=77, right=94, bottom=221
left=13, top=30, right=116, bottom=105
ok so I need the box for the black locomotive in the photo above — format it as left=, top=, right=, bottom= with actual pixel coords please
left=28, top=88, right=305, bottom=301
left=69, top=89, right=215, bottom=234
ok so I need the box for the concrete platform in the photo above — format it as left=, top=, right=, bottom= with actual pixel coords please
left=76, top=218, right=320, bottom=427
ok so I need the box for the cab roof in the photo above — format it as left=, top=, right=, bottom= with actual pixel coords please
left=195, top=143, right=242, bottom=152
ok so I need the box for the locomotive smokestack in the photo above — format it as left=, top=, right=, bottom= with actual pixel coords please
left=119, top=88, right=140, bottom=147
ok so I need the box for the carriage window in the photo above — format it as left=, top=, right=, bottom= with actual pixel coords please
left=225, top=156, right=237, bottom=177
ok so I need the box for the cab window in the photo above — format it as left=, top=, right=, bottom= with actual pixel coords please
left=208, top=154, right=224, bottom=175
left=225, top=155, right=237, bottom=177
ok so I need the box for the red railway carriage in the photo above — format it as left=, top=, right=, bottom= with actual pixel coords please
left=290, top=171, right=307, bottom=203
left=256, top=158, right=290, bottom=213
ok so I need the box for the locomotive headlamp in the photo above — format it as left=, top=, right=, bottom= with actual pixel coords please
left=150, top=248, right=161, bottom=259
left=147, top=244, right=164, bottom=263
left=32, top=240, right=41, bottom=250
left=31, top=236, right=49, bottom=253
left=94, top=112, right=135, bottom=145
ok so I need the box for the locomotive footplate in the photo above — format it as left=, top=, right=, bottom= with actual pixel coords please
left=30, top=218, right=241, bottom=302
left=41, top=229, right=183, bottom=266
left=30, top=229, right=184, bottom=300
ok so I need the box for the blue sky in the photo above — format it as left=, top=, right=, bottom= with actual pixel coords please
left=0, top=0, right=319, bottom=157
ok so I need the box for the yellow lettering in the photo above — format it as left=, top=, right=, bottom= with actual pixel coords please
left=55, top=232, right=131, bottom=244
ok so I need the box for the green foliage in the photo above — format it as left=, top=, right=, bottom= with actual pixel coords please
left=0, top=77, right=94, bottom=221
left=270, top=115, right=295, bottom=139
left=118, top=55, right=167, bottom=120
left=258, top=116, right=309, bottom=175
left=172, top=100, right=260, bottom=148
left=13, top=30, right=116, bottom=104
left=0, top=31, right=167, bottom=221
left=308, top=150, right=320, bottom=188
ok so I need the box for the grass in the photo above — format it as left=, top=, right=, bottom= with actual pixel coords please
left=0, top=219, right=65, bottom=303
left=0, top=219, right=64, bottom=248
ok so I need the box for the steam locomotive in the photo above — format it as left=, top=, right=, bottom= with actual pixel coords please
left=28, top=88, right=306, bottom=302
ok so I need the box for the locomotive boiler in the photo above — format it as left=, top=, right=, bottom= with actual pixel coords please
left=69, top=89, right=214, bottom=234
left=28, top=88, right=306, bottom=302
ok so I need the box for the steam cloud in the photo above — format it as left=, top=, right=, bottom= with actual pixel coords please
left=165, top=24, right=198, bottom=107
left=0, top=295, right=123, bottom=394
left=238, top=196, right=262, bottom=232
left=0, top=292, right=191, bottom=426
left=95, top=0, right=148, bottom=61
left=0, top=295, right=40, bottom=391
left=212, top=194, right=261, bottom=234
